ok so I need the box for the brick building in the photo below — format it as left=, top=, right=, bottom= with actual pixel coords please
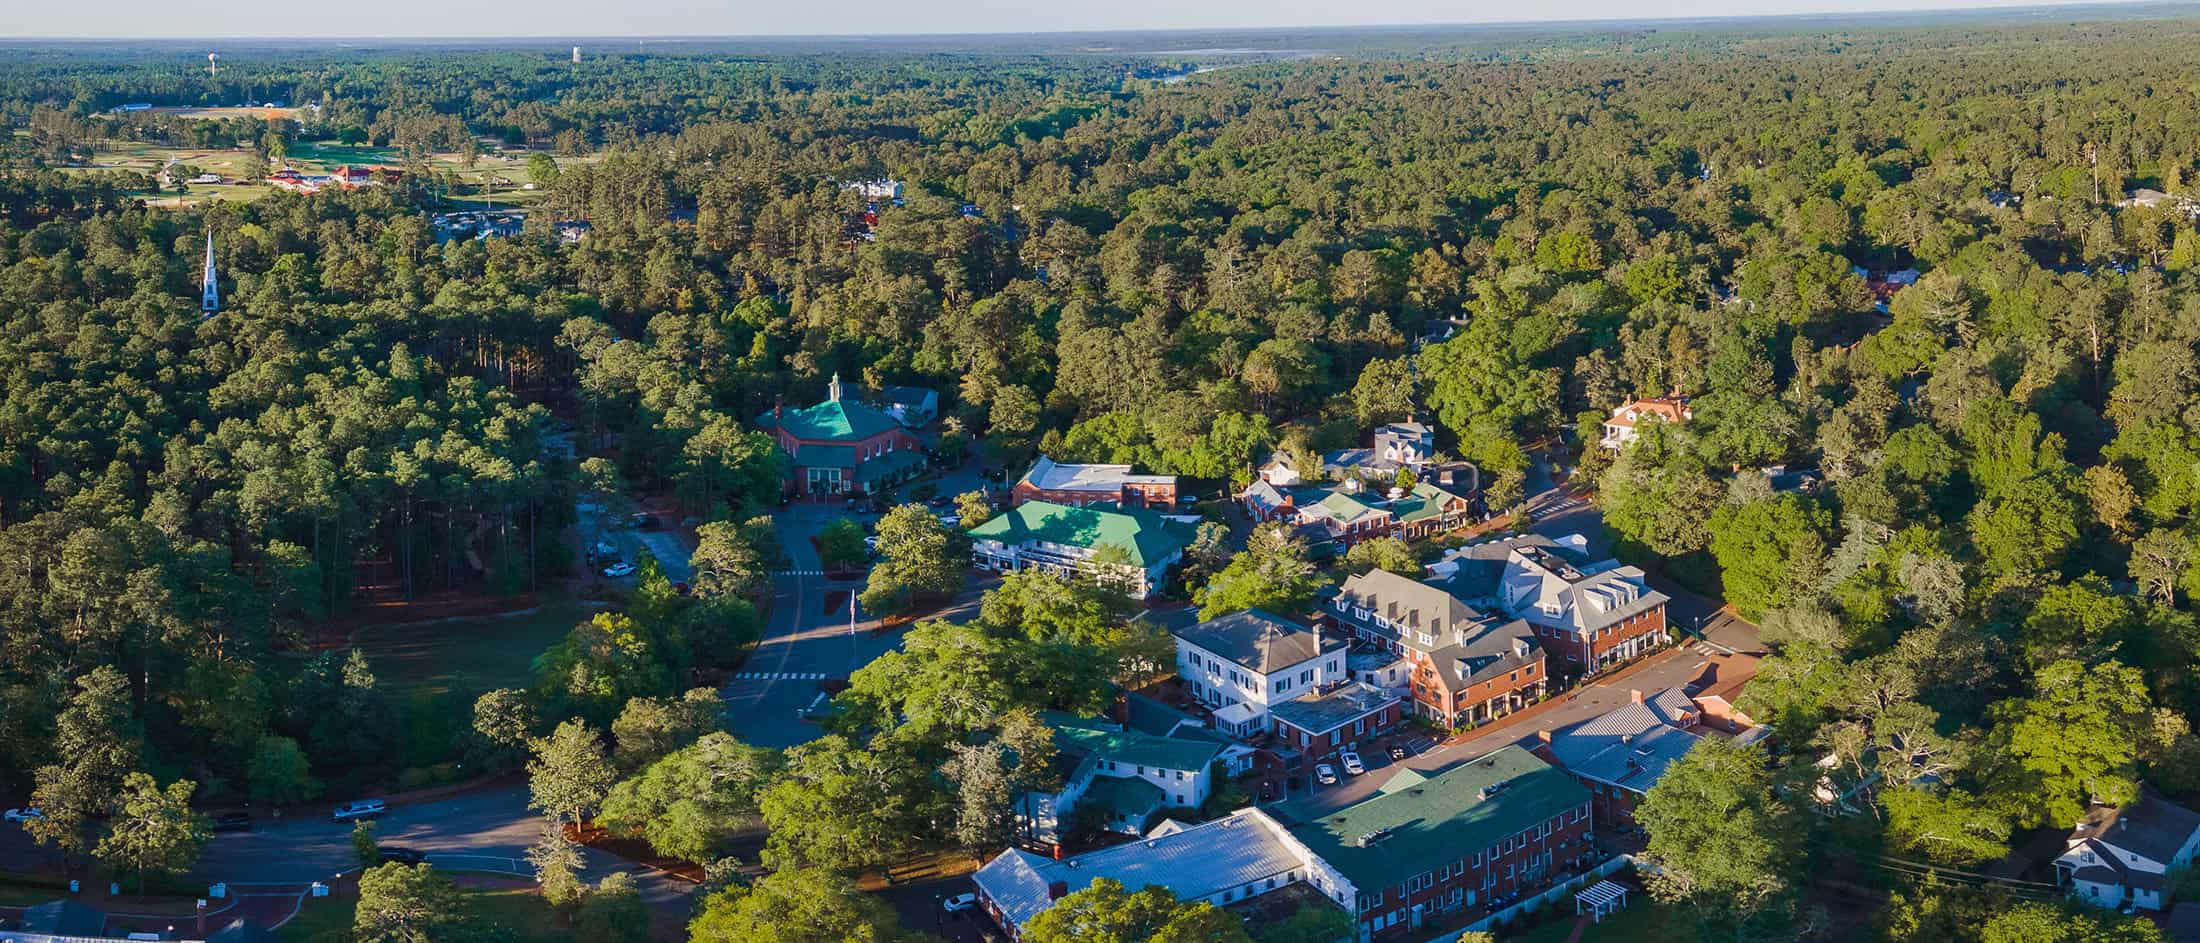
left=1328, top=568, right=1547, bottom=728
left=1435, top=534, right=1671, bottom=678
left=1011, top=454, right=1179, bottom=508
left=756, top=373, right=926, bottom=497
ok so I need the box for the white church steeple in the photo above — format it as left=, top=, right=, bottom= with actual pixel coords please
left=200, top=231, right=219, bottom=315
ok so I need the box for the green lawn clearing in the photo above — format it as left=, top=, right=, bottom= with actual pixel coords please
left=349, top=600, right=599, bottom=699
left=1504, top=896, right=1679, bottom=943
left=276, top=884, right=570, bottom=943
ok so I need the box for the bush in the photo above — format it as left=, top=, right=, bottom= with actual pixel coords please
left=431, top=763, right=463, bottom=784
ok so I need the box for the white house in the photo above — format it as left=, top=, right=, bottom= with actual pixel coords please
left=2055, top=792, right=2200, bottom=913
left=1173, top=609, right=1348, bottom=737
left=967, top=500, right=1191, bottom=601
left=1598, top=397, right=1693, bottom=451
left=1014, top=714, right=1224, bottom=845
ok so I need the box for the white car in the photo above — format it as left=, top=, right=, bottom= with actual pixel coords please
left=3, top=807, right=42, bottom=823
left=863, top=535, right=880, bottom=551
left=1340, top=752, right=1366, bottom=776
left=942, top=893, right=977, bottom=913
left=937, top=514, right=960, bottom=528
left=331, top=799, right=387, bottom=822
left=602, top=561, right=637, bottom=578
left=1315, top=764, right=1338, bottom=785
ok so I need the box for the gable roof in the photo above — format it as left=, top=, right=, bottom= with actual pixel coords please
left=1049, top=714, right=1225, bottom=773
left=967, top=500, right=1192, bottom=567
left=1391, top=481, right=1471, bottom=525
left=1314, top=489, right=1390, bottom=525
left=1334, top=568, right=1496, bottom=652
left=1606, top=397, right=1693, bottom=429
left=1175, top=609, right=1343, bottom=675
left=974, top=809, right=1311, bottom=930
left=2069, top=792, right=2200, bottom=866
left=760, top=397, right=901, bottom=442
left=19, top=899, right=106, bottom=936
left=1283, top=746, right=1589, bottom=893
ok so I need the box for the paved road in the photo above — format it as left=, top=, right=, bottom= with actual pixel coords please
left=0, top=785, right=695, bottom=921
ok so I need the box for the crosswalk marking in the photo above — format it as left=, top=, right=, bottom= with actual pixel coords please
left=771, top=569, right=825, bottom=577
left=731, top=671, right=830, bottom=681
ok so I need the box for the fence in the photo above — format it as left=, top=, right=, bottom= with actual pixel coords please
left=1422, top=855, right=1637, bottom=942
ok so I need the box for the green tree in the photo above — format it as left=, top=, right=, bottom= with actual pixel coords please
left=1344, top=536, right=1423, bottom=578
left=691, top=521, right=768, bottom=599
left=688, top=867, right=918, bottom=943
left=26, top=666, right=141, bottom=858
left=575, top=871, right=650, bottom=943
left=527, top=820, right=587, bottom=911
left=1708, top=494, right=1833, bottom=620
left=1601, top=422, right=1723, bottom=556
left=1983, top=659, right=2153, bottom=828
left=611, top=687, right=723, bottom=772
left=756, top=735, right=937, bottom=873
left=861, top=504, right=967, bottom=615
left=1635, top=739, right=1808, bottom=929
left=1195, top=523, right=1321, bottom=619
left=527, top=152, right=560, bottom=187
left=599, top=732, right=780, bottom=864
left=529, top=719, right=616, bottom=827
left=95, top=773, right=209, bottom=896
left=247, top=735, right=322, bottom=805
left=1024, top=878, right=1251, bottom=943
left=818, top=518, right=869, bottom=571
left=1880, top=786, right=2010, bottom=866
left=466, top=688, right=538, bottom=771
left=954, top=490, right=994, bottom=529
left=353, top=819, right=382, bottom=869
left=355, top=862, right=477, bottom=943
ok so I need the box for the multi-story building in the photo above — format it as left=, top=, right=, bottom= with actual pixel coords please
left=1598, top=397, right=1692, bottom=451
left=1011, top=455, right=1179, bottom=509
left=2055, top=792, right=2200, bottom=913
left=967, top=500, right=1191, bottom=600
left=756, top=373, right=927, bottom=497
left=976, top=746, right=1596, bottom=943
left=1323, top=421, right=1437, bottom=480
left=1329, top=568, right=1546, bottom=728
left=1285, top=746, right=1597, bottom=939
left=1438, top=534, right=1671, bottom=677
left=1238, top=479, right=1475, bottom=554
left=1015, top=714, right=1225, bottom=845
left=1173, top=609, right=1349, bottom=737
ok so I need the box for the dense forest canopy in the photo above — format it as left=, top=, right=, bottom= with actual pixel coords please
left=5, top=13, right=2200, bottom=939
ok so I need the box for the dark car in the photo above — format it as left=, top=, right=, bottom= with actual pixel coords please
left=927, top=495, right=954, bottom=508
left=1387, top=743, right=1407, bottom=760
left=212, top=813, right=252, bottom=833
left=379, top=846, right=429, bottom=865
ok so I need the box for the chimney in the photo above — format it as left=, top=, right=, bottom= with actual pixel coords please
left=1047, top=881, right=1069, bottom=900
left=1629, top=689, right=1643, bottom=705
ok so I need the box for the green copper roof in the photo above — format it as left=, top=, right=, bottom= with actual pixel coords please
left=764, top=398, right=901, bottom=442
left=968, top=500, right=1192, bottom=567
left=1316, top=489, right=1388, bottom=524
left=1393, top=481, right=1469, bottom=524
left=1285, top=746, right=1589, bottom=893
left=1048, top=714, right=1225, bottom=773
left=1080, top=774, right=1168, bottom=824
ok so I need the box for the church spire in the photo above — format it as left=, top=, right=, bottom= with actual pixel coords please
left=200, top=231, right=219, bottom=315
left=828, top=372, right=842, bottom=402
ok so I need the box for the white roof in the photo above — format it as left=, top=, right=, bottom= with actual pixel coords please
left=973, top=809, right=1310, bottom=930
left=1021, top=455, right=1176, bottom=492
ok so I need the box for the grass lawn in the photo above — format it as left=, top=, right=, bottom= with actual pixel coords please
left=67, top=137, right=603, bottom=212
left=276, top=886, right=570, bottom=943
left=1505, top=897, right=1680, bottom=943
left=350, top=600, right=599, bottom=699
left=0, top=870, right=70, bottom=906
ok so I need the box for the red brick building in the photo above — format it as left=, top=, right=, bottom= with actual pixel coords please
left=1011, top=455, right=1178, bottom=508
left=757, top=373, right=926, bottom=497
left=1267, top=683, right=1404, bottom=763
left=1328, top=569, right=1547, bottom=728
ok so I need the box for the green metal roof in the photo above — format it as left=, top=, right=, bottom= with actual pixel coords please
left=1080, top=774, right=1168, bottom=825
left=968, top=500, right=1192, bottom=567
left=1284, top=746, right=1589, bottom=894
left=1316, top=490, right=1389, bottom=524
left=1393, top=481, right=1469, bottom=524
left=791, top=443, right=857, bottom=468
left=763, top=398, right=901, bottom=442
left=855, top=448, right=926, bottom=482
left=1048, top=714, right=1225, bottom=773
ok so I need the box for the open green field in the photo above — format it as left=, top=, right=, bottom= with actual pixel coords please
left=62, top=137, right=598, bottom=210
left=350, top=600, right=600, bottom=699
left=277, top=884, right=571, bottom=943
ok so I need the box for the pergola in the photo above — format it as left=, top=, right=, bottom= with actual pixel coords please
left=1574, top=880, right=1630, bottom=923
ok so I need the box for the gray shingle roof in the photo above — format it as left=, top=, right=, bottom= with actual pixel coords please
left=1175, top=609, right=1344, bottom=674
left=973, top=809, right=1313, bottom=930
left=2071, top=792, right=2200, bottom=866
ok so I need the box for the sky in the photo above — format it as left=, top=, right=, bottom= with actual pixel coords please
left=0, top=0, right=2146, bottom=39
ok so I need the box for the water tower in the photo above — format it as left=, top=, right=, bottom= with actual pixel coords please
left=207, top=53, right=219, bottom=78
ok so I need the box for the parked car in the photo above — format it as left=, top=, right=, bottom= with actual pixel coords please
left=1177, top=493, right=1200, bottom=506
left=602, top=561, right=637, bottom=578
left=1340, top=751, right=1366, bottom=776
left=937, top=514, right=961, bottom=528
left=3, top=807, right=42, bottom=823
left=589, top=540, right=618, bottom=559
left=1315, top=764, right=1338, bottom=785
left=212, top=813, right=252, bottom=833
left=629, top=513, right=660, bottom=529
left=332, top=799, right=387, bottom=822
left=379, top=846, right=429, bottom=865
left=942, top=893, right=978, bottom=913
left=927, top=495, right=954, bottom=508
left=1387, top=743, right=1407, bottom=760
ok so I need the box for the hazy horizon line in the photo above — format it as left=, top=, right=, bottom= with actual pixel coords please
left=0, top=0, right=2169, bottom=44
